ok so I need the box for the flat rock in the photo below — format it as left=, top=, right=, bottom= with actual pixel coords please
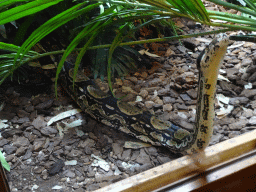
left=48, top=159, right=65, bottom=175
left=229, top=97, right=249, bottom=105
left=40, top=126, right=58, bottom=136
left=240, top=89, right=256, bottom=98
left=180, top=94, right=191, bottom=101
left=3, top=145, right=17, bottom=155
left=13, top=136, right=30, bottom=147
left=229, top=119, right=248, bottom=130
left=0, top=139, right=9, bottom=147
left=33, top=139, right=45, bottom=151
left=136, top=148, right=151, bottom=164
left=15, top=146, right=27, bottom=156
left=17, top=117, right=30, bottom=124
left=210, top=133, right=223, bottom=145
left=249, top=116, right=256, bottom=125
left=32, top=116, right=47, bottom=129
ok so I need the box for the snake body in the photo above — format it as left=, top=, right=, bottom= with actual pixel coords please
left=60, top=34, right=230, bottom=154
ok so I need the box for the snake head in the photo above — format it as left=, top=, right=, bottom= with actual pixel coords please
left=197, top=33, right=230, bottom=70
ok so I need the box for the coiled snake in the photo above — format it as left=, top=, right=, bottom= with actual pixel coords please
left=60, top=33, right=230, bottom=154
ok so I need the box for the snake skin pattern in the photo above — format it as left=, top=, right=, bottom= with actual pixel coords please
left=59, top=34, right=230, bottom=154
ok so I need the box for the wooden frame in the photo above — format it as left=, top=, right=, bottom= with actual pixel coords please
left=95, top=129, right=256, bottom=192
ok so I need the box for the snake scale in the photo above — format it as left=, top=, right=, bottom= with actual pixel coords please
left=59, top=33, right=230, bottom=155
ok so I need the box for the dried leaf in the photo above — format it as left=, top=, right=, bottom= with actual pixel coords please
left=47, top=109, right=82, bottom=126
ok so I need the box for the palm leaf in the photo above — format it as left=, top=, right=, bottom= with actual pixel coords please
left=0, top=0, right=63, bottom=25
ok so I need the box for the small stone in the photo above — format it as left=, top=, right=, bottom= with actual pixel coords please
left=135, top=163, right=153, bottom=172
left=229, top=119, right=248, bottom=130
left=242, top=73, right=251, bottom=81
left=15, top=146, right=27, bottom=156
left=176, top=103, right=188, bottom=110
left=19, top=97, right=30, bottom=106
left=48, top=159, right=65, bottom=175
left=31, top=96, right=41, bottom=106
left=74, top=188, right=84, bottom=192
left=228, top=131, right=240, bottom=138
left=0, top=139, right=9, bottom=147
left=157, top=156, right=172, bottom=164
left=163, top=97, right=175, bottom=104
left=64, top=170, right=75, bottom=178
left=169, top=89, right=179, bottom=98
left=3, top=145, right=17, bottom=155
left=136, top=148, right=151, bottom=164
left=145, top=147, right=158, bottom=156
left=180, top=94, right=191, bottom=101
left=32, top=116, right=46, bottom=129
left=249, top=116, right=256, bottom=125
left=1, top=129, right=23, bottom=138
left=126, top=77, right=138, bottom=84
left=54, top=149, right=64, bottom=157
left=17, top=117, right=30, bottom=124
left=5, top=154, right=15, bottom=162
left=19, top=122, right=32, bottom=130
left=145, top=101, right=155, bottom=109
left=121, top=149, right=131, bottom=161
left=35, top=99, right=53, bottom=110
left=40, top=127, right=58, bottom=136
left=0, top=111, right=15, bottom=121
left=13, top=137, right=30, bottom=147
left=112, top=143, right=123, bottom=158
left=186, top=89, right=197, bottom=99
left=240, top=89, right=256, bottom=98
left=25, top=105, right=34, bottom=113
left=32, top=129, right=42, bottom=137
left=163, top=104, right=173, bottom=112
left=158, top=88, right=169, bottom=96
left=229, top=97, right=249, bottom=105
left=33, top=139, right=45, bottom=151
left=241, top=58, right=253, bottom=66
left=242, top=109, right=253, bottom=118
left=154, top=101, right=162, bottom=108
left=17, top=110, right=30, bottom=118
left=78, top=138, right=95, bottom=148
left=34, top=166, right=45, bottom=174
left=86, top=184, right=100, bottom=191
left=248, top=72, right=256, bottom=82
left=210, top=134, right=223, bottom=145
left=139, top=89, right=148, bottom=98
left=141, top=72, right=148, bottom=78
left=23, top=149, right=32, bottom=160
left=67, top=149, right=82, bottom=157
left=148, top=78, right=162, bottom=87
left=130, top=150, right=140, bottom=161
left=246, top=65, right=256, bottom=73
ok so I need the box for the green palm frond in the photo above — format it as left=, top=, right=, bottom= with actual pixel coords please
left=0, top=0, right=63, bottom=25
left=1, top=0, right=256, bottom=94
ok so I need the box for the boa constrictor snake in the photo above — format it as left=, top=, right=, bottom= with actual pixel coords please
left=59, top=33, right=230, bottom=155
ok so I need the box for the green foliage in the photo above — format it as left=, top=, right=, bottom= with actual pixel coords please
left=0, top=0, right=63, bottom=25
left=0, top=150, right=10, bottom=172
left=0, top=0, right=256, bottom=89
